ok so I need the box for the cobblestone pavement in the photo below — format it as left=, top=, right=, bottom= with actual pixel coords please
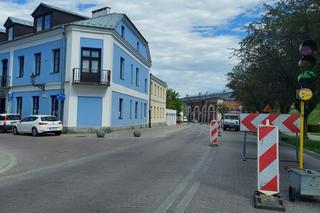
left=0, top=125, right=319, bottom=212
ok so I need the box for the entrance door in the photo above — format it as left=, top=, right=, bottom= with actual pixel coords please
left=81, top=48, right=101, bottom=83
left=0, top=98, right=5, bottom=113
left=1, top=59, right=8, bottom=87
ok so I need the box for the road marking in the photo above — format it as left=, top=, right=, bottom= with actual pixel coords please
left=154, top=148, right=211, bottom=213
left=0, top=151, right=17, bottom=175
left=174, top=181, right=200, bottom=213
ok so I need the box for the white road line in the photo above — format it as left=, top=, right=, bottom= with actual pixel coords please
left=0, top=151, right=17, bottom=175
left=174, top=181, right=200, bottom=213
left=154, top=148, right=211, bottom=213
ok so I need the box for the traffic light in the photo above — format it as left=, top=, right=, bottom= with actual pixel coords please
left=297, top=40, right=317, bottom=89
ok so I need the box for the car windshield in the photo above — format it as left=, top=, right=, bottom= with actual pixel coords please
left=41, top=116, right=58, bottom=122
left=8, top=115, right=21, bottom=120
left=224, top=115, right=239, bottom=120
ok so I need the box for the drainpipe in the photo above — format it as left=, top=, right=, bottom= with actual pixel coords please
left=148, top=73, right=152, bottom=128
left=60, top=25, right=67, bottom=122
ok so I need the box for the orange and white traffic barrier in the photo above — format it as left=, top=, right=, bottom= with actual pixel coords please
left=257, top=122, right=279, bottom=196
left=209, top=120, right=219, bottom=146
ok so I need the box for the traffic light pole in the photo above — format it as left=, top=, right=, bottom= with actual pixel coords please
left=299, top=100, right=304, bottom=170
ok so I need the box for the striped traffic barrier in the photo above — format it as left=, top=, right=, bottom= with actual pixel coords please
left=209, top=120, right=219, bottom=147
left=254, top=121, right=285, bottom=211
left=218, top=120, right=222, bottom=136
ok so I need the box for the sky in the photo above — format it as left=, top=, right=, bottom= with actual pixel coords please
left=0, top=0, right=272, bottom=97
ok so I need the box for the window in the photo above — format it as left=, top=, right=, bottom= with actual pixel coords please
left=120, top=57, right=125, bottom=80
left=32, top=96, right=39, bottom=115
left=44, top=15, right=51, bottom=30
left=2, top=59, right=8, bottom=87
left=8, top=27, right=13, bottom=41
left=158, top=86, right=160, bottom=97
left=151, top=82, right=153, bottom=95
left=135, top=68, right=139, bottom=86
left=81, top=48, right=101, bottom=71
left=137, top=42, right=140, bottom=52
left=121, top=25, right=125, bottom=38
left=51, top=95, right=58, bottom=117
left=18, top=56, right=24, bottom=77
left=141, top=103, right=143, bottom=119
left=144, top=103, right=147, bottom=117
left=37, top=16, right=42, bottom=32
left=53, top=49, right=60, bottom=73
left=41, top=116, right=58, bottom=121
left=34, top=53, right=41, bottom=75
left=130, top=64, right=133, bottom=84
left=144, top=79, right=147, bottom=93
left=16, top=97, right=22, bottom=115
left=130, top=100, right=132, bottom=119
left=135, top=102, right=138, bottom=119
left=119, top=98, right=123, bottom=119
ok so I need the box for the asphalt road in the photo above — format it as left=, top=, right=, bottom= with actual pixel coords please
left=0, top=125, right=319, bottom=213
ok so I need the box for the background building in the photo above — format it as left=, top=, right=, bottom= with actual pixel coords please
left=0, top=3, right=151, bottom=131
left=150, top=74, right=167, bottom=126
left=182, top=92, right=242, bottom=122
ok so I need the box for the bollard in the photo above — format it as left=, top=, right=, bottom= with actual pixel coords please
left=253, top=121, right=285, bottom=211
left=209, top=120, right=219, bottom=147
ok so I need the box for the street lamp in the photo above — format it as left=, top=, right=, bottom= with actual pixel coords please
left=30, top=73, right=45, bottom=90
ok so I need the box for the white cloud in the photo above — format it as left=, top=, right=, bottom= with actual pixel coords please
left=0, top=0, right=271, bottom=97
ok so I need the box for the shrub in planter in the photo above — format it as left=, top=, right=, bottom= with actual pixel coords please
left=133, top=130, right=141, bottom=137
left=104, top=127, right=112, bottom=134
left=96, top=129, right=105, bottom=138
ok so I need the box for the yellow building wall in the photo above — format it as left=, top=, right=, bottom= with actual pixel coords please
left=150, top=79, right=167, bottom=125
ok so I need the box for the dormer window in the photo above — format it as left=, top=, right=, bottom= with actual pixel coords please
left=137, top=41, right=140, bottom=52
left=36, top=16, right=42, bottom=31
left=121, top=25, right=125, bottom=38
left=44, top=14, right=51, bottom=30
left=8, top=27, right=13, bottom=40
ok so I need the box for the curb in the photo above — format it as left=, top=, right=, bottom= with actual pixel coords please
left=0, top=151, right=16, bottom=175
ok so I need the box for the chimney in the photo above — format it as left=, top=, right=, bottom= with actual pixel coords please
left=92, top=7, right=111, bottom=18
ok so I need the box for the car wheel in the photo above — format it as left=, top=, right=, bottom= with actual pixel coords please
left=13, top=127, right=19, bottom=135
left=55, top=131, right=62, bottom=136
left=32, top=127, right=38, bottom=137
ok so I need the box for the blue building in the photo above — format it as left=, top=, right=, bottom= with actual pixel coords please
left=0, top=3, right=152, bottom=130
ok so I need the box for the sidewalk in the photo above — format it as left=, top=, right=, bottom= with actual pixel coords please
left=65, top=123, right=191, bottom=139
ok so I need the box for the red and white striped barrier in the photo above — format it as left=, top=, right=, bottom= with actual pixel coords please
left=209, top=120, right=219, bottom=146
left=257, top=123, right=279, bottom=196
left=240, top=113, right=299, bottom=133
left=218, top=120, right=222, bottom=136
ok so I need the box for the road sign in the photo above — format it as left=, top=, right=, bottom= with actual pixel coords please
left=209, top=120, right=219, bottom=146
left=257, top=124, right=279, bottom=196
left=262, top=104, right=272, bottom=113
left=298, top=88, right=313, bottom=101
left=240, top=113, right=300, bottom=133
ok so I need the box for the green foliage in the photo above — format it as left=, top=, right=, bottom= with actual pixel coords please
left=217, top=103, right=229, bottom=116
left=281, top=133, right=320, bottom=154
left=308, top=104, right=320, bottom=124
left=227, top=0, right=320, bottom=115
left=308, top=124, right=320, bottom=132
left=166, top=88, right=183, bottom=115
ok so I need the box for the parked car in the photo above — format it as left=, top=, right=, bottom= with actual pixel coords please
left=183, top=116, right=188, bottom=122
left=0, top=114, right=21, bottom=133
left=13, top=115, right=63, bottom=136
left=222, top=113, right=240, bottom=131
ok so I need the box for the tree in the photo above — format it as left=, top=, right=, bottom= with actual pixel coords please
left=166, top=88, right=183, bottom=115
left=227, top=0, right=320, bottom=136
left=217, top=103, right=229, bottom=118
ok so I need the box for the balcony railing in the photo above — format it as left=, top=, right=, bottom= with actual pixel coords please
left=0, top=75, right=10, bottom=88
left=72, top=68, right=110, bottom=85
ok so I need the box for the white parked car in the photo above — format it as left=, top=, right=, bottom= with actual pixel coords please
left=0, top=114, right=21, bottom=133
left=13, top=115, right=63, bottom=136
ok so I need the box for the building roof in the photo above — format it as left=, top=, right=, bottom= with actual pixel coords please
left=150, top=74, right=168, bottom=87
left=5, top=17, right=33, bottom=28
left=31, top=2, right=88, bottom=19
left=182, top=92, right=235, bottom=102
left=72, top=13, right=123, bottom=29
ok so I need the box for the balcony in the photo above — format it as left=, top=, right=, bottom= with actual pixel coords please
left=0, top=75, right=10, bottom=89
left=72, top=68, right=110, bottom=86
